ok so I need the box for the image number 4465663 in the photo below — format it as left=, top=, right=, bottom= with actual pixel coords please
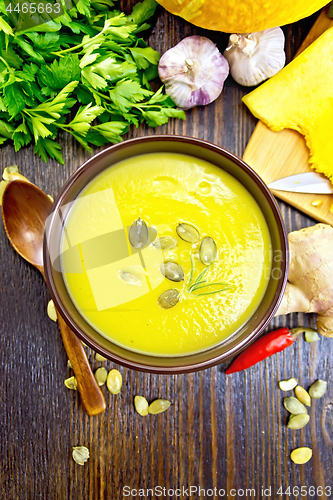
left=4, top=0, right=76, bottom=31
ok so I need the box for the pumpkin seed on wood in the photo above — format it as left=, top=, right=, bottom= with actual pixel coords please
left=134, top=395, right=149, bottom=416
left=64, top=376, right=78, bottom=390
left=160, top=261, right=184, bottom=282
left=283, top=397, right=308, bottom=415
left=95, top=367, right=108, bottom=386
left=47, top=299, right=57, bottom=322
left=308, top=379, right=327, bottom=399
left=47, top=194, right=54, bottom=202
left=158, top=289, right=180, bottom=309
left=95, top=353, right=107, bottom=362
left=119, top=271, right=142, bottom=287
left=129, top=217, right=149, bottom=249
left=67, top=359, right=72, bottom=369
left=176, top=223, right=200, bottom=243
left=290, top=447, right=312, bottom=465
left=3, top=165, right=19, bottom=181
left=0, top=180, right=7, bottom=205
left=199, top=237, right=217, bottom=265
left=304, top=329, right=320, bottom=343
left=148, top=399, right=171, bottom=414
left=279, top=378, right=298, bottom=391
left=107, top=369, right=122, bottom=394
left=295, top=386, right=311, bottom=406
left=287, top=413, right=310, bottom=430
left=72, top=446, right=90, bottom=465
left=153, top=236, right=178, bottom=250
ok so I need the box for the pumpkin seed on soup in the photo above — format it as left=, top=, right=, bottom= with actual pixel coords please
left=107, top=369, right=122, bottom=394
left=95, top=367, right=108, bottom=386
left=153, top=236, right=178, bottom=250
left=119, top=271, right=142, bottom=287
left=160, top=261, right=184, bottom=282
left=287, top=414, right=310, bottom=430
left=134, top=395, right=149, bottom=416
left=308, top=380, right=327, bottom=399
left=158, top=289, right=180, bottom=309
left=148, top=399, right=171, bottom=414
left=199, top=237, right=217, bottom=265
left=72, top=446, right=90, bottom=465
left=279, top=378, right=298, bottom=391
left=283, top=397, right=308, bottom=415
left=176, top=223, right=200, bottom=243
left=129, top=217, right=149, bottom=249
left=290, top=447, right=312, bottom=465
left=295, top=386, right=311, bottom=407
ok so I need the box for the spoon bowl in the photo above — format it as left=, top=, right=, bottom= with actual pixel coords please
left=2, top=179, right=106, bottom=416
left=2, top=181, right=51, bottom=272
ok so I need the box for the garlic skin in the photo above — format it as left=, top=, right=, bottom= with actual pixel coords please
left=224, top=27, right=285, bottom=87
left=158, top=36, right=229, bottom=110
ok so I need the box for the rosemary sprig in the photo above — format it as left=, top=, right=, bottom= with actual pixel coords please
left=187, top=257, right=232, bottom=297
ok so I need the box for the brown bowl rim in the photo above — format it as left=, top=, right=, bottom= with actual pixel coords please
left=44, top=135, right=289, bottom=374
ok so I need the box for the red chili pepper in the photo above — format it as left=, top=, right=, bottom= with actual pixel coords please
left=225, top=327, right=302, bottom=374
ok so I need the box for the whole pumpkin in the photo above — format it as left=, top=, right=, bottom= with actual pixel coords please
left=156, top=0, right=328, bottom=33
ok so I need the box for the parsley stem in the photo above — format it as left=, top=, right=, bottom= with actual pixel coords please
left=190, top=282, right=229, bottom=291
left=196, top=287, right=232, bottom=297
left=0, top=56, right=11, bottom=71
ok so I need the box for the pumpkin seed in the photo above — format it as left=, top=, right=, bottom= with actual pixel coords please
left=148, top=399, right=171, bottom=414
left=158, top=289, right=180, bottom=309
left=3, top=165, right=19, bottom=181
left=287, top=414, right=310, bottom=430
left=106, top=369, right=122, bottom=394
left=119, top=271, right=142, bottom=287
left=47, top=299, right=57, bottom=322
left=283, top=397, right=308, bottom=415
left=72, top=446, right=90, bottom=465
left=308, top=379, right=327, bottom=399
left=311, top=199, right=323, bottom=208
left=153, top=236, right=178, bottom=250
left=199, top=237, right=217, bottom=265
left=290, top=447, right=312, bottom=465
left=295, top=386, right=311, bottom=407
left=129, top=217, right=149, bottom=249
left=304, top=330, right=320, bottom=343
left=64, top=376, right=78, bottom=390
left=47, top=194, right=54, bottom=202
left=95, top=353, right=107, bottom=362
left=176, top=223, right=200, bottom=243
left=160, top=261, right=184, bottom=282
left=0, top=180, right=7, bottom=205
left=134, top=395, right=149, bottom=416
left=279, top=378, right=298, bottom=391
left=95, top=367, right=108, bottom=386
left=67, top=359, right=72, bottom=369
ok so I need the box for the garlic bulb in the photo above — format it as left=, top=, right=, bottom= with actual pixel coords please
left=223, top=27, right=285, bottom=87
left=158, top=36, right=229, bottom=110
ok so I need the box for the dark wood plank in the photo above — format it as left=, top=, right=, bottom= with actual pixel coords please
left=1, top=4, right=332, bottom=500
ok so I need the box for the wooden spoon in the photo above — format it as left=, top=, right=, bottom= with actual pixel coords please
left=2, top=180, right=106, bottom=416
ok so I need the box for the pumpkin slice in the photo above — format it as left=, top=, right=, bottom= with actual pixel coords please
left=157, top=0, right=327, bottom=33
left=243, top=27, right=333, bottom=182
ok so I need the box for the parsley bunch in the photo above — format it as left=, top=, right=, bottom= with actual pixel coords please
left=0, top=0, right=185, bottom=163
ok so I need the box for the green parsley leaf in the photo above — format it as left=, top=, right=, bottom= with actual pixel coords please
left=129, top=47, right=160, bottom=70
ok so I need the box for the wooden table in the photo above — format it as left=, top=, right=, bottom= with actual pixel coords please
left=1, top=5, right=332, bottom=499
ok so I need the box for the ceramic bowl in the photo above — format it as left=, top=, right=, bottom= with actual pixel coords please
left=44, top=135, right=288, bottom=373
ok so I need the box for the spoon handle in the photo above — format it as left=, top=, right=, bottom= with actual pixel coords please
left=56, top=311, right=106, bottom=416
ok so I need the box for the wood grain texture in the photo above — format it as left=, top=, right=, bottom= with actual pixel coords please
left=1, top=5, right=333, bottom=500
left=243, top=8, right=333, bottom=226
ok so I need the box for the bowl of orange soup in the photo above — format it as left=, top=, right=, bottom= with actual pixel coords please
left=44, top=136, right=288, bottom=373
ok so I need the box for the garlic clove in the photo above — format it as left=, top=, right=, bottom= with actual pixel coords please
left=224, top=27, right=285, bottom=87
left=158, top=35, right=229, bottom=109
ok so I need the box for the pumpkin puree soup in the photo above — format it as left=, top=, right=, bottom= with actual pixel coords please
left=61, top=152, right=272, bottom=356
